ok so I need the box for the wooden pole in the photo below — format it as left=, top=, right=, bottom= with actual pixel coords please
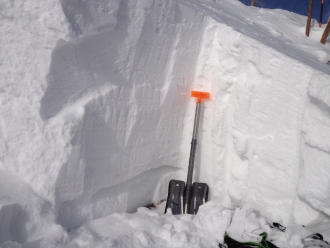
left=251, top=0, right=263, bottom=7
left=306, top=0, right=314, bottom=37
left=320, top=18, right=330, bottom=44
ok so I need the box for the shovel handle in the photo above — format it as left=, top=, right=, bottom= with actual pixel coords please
left=191, top=91, right=211, bottom=103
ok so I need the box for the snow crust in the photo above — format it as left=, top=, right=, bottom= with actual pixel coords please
left=1, top=0, right=330, bottom=246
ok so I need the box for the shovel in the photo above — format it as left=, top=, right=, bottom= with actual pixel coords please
left=165, top=91, right=210, bottom=215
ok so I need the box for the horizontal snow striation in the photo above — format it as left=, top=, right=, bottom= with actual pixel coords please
left=297, top=72, right=330, bottom=230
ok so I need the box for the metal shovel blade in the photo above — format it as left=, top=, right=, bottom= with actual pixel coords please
left=164, top=180, right=185, bottom=215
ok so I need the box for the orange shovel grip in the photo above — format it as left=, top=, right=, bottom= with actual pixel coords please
left=191, top=91, right=211, bottom=103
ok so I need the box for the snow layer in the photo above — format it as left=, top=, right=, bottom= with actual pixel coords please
left=1, top=0, right=330, bottom=246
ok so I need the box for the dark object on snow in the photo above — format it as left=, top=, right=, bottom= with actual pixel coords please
left=303, top=233, right=330, bottom=248
left=165, top=180, right=185, bottom=214
left=272, top=222, right=286, bottom=232
left=321, top=18, right=330, bottom=44
left=320, top=0, right=325, bottom=27
left=144, top=203, right=157, bottom=209
left=189, top=182, right=209, bottom=214
left=165, top=91, right=210, bottom=215
left=272, top=222, right=330, bottom=248
left=306, top=0, right=314, bottom=37
left=219, top=232, right=278, bottom=248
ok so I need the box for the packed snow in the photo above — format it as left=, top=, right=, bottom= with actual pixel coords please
left=1, top=0, right=330, bottom=247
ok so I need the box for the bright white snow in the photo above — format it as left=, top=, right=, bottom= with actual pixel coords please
left=1, top=0, right=330, bottom=247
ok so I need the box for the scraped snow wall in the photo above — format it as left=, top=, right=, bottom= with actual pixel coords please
left=1, top=0, right=330, bottom=240
left=42, top=0, right=209, bottom=229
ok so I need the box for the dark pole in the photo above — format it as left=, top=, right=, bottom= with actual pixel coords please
left=320, top=0, right=325, bottom=27
left=185, top=102, right=201, bottom=214
left=306, top=0, right=314, bottom=36
left=321, top=18, right=330, bottom=44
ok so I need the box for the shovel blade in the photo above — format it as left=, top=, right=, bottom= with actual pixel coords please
left=189, top=182, right=209, bottom=215
left=164, top=180, right=185, bottom=215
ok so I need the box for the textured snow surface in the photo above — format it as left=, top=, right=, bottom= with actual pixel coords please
left=1, top=0, right=330, bottom=247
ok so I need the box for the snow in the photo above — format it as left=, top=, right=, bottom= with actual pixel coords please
left=1, top=0, right=330, bottom=247
left=64, top=202, right=228, bottom=248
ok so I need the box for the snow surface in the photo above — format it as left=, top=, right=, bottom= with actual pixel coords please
left=1, top=0, right=330, bottom=247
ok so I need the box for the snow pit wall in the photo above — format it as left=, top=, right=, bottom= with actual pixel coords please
left=1, top=0, right=330, bottom=239
left=42, top=0, right=208, bottom=229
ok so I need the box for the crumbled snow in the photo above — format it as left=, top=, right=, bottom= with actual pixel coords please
left=1, top=0, right=330, bottom=247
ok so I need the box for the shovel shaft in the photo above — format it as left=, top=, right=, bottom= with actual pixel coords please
left=192, top=102, right=201, bottom=140
left=185, top=102, right=201, bottom=213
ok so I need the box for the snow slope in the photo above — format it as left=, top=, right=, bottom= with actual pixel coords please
left=1, top=0, right=330, bottom=246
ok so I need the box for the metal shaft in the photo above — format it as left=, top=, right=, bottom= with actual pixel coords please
left=185, top=102, right=201, bottom=214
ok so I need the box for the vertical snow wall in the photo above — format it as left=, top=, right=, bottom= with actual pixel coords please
left=1, top=0, right=330, bottom=240
left=42, top=0, right=207, bottom=229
